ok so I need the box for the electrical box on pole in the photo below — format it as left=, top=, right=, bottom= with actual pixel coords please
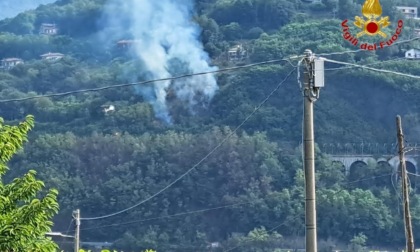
left=313, top=58, right=324, bottom=88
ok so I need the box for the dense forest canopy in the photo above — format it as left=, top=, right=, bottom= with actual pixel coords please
left=1, top=0, right=420, bottom=251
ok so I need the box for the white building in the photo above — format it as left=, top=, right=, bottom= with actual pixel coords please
left=414, top=28, right=420, bottom=37
left=396, top=6, right=418, bottom=19
left=40, top=52, right=64, bottom=61
left=405, top=49, right=420, bottom=59
left=1, top=58, right=24, bottom=70
left=228, top=44, right=247, bottom=62
left=39, top=23, right=58, bottom=35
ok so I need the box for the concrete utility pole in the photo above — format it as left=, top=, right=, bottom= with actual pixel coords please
left=302, top=49, right=324, bottom=252
left=396, top=116, right=415, bottom=252
left=73, top=209, right=81, bottom=252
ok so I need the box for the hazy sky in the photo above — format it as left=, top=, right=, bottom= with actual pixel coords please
left=0, top=0, right=55, bottom=20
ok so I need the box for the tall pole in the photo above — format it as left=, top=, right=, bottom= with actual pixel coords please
left=73, top=209, right=80, bottom=252
left=303, top=49, right=319, bottom=252
left=396, top=116, right=415, bottom=252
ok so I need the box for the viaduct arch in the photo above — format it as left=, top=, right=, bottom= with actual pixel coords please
left=329, top=155, right=418, bottom=175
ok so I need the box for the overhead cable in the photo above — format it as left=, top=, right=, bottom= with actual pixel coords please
left=0, top=58, right=298, bottom=103
left=323, top=58, right=420, bottom=79
left=77, top=201, right=252, bottom=231
left=80, top=68, right=297, bottom=221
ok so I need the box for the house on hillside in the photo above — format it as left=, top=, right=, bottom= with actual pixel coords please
left=414, top=28, right=420, bottom=37
left=40, top=52, right=64, bottom=61
left=405, top=49, right=420, bottom=59
left=102, top=105, right=115, bottom=115
left=39, top=23, right=58, bottom=35
left=228, top=44, right=247, bottom=62
left=1, top=58, right=24, bottom=70
left=207, top=242, right=221, bottom=249
left=396, top=6, right=418, bottom=19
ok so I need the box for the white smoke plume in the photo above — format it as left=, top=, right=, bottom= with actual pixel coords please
left=101, top=0, right=219, bottom=123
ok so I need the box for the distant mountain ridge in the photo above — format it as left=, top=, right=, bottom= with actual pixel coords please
left=0, top=0, right=55, bottom=20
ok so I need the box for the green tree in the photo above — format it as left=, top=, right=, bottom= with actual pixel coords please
left=0, top=115, right=59, bottom=251
left=221, top=22, right=243, bottom=40
left=338, top=0, right=359, bottom=20
left=348, top=233, right=367, bottom=252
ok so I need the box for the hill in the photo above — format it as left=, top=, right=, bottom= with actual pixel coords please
left=1, top=0, right=420, bottom=251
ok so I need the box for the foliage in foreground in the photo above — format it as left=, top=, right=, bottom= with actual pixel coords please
left=0, top=115, right=59, bottom=251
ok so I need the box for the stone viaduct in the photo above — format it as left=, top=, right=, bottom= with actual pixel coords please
left=319, top=142, right=420, bottom=176
left=329, top=154, right=418, bottom=175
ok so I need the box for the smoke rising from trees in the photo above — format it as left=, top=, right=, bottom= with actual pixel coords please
left=101, top=0, right=219, bottom=123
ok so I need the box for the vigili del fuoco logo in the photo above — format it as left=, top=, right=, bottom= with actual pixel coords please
left=341, top=0, right=403, bottom=50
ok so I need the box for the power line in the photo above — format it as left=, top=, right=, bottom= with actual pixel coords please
left=7, top=36, right=419, bottom=225
left=78, top=173, right=395, bottom=227
left=75, top=201, right=252, bottom=232
left=407, top=172, right=420, bottom=177
left=74, top=173, right=396, bottom=249
left=323, top=58, right=420, bottom=79
left=342, top=173, right=393, bottom=185
left=80, top=68, right=297, bottom=221
left=58, top=219, right=74, bottom=249
left=79, top=56, right=408, bottom=221
left=391, top=170, right=402, bottom=215
left=323, top=57, right=406, bottom=71
left=1, top=35, right=418, bottom=104
left=0, top=34, right=418, bottom=105
left=0, top=58, right=298, bottom=104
